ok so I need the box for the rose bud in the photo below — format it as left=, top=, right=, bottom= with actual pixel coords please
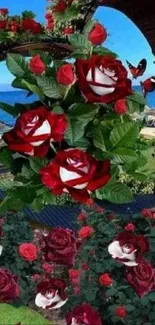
left=125, top=223, right=135, bottom=232
left=69, top=269, right=80, bottom=279
left=114, top=98, right=127, bottom=114
left=29, top=55, right=46, bottom=75
left=99, top=273, right=113, bottom=286
left=42, top=263, right=53, bottom=273
left=141, top=208, right=152, bottom=218
left=0, top=8, right=8, bottom=16
left=88, top=23, right=107, bottom=45
left=77, top=212, right=87, bottom=222
left=115, top=306, right=126, bottom=318
left=78, top=226, right=94, bottom=239
left=57, top=64, right=76, bottom=86
left=0, top=20, right=7, bottom=29
left=19, top=243, right=38, bottom=262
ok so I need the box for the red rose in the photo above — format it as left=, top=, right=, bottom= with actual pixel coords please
left=88, top=23, right=107, bottom=45
left=42, top=228, right=77, bottom=266
left=69, top=269, right=80, bottom=279
left=77, top=212, right=87, bottom=222
left=42, top=263, right=54, bottom=273
left=3, top=107, right=67, bottom=157
left=0, top=8, right=8, bottom=16
left=141, top=208, right=152, bottom=218
left=126, top=258, right=155, bottom=298
left=22, top=18, right=42, bottom=34
left=63, top=27, right=73, bottom=35
left=35, top=277, right=67, bottom=309
left=32, top=273, right=40, bottom=281
left=78, top=226, right=94, bottom=239
left=57, top=64, right=76, bottom=86
left=115, top=306, right=126, bottom=318
left=0, top=268, right=19, bottom=302
left=19, top=243, right=38, bottom=261
left=0, top=20, right=7, bottom=29
left=114, top=98, right=127, bottom=114
left=108, top=231, right=149, bottom=267
left=99, top=273, right=113, bottom=286
left=76, top=55, right=132, bottom=103
left=40, top=148, right=110, bottom=203
left=29, top=55, right=46, bottom=75
left=125, top=223, right=135, bottom=232
left=54, top=0, right=67, bottom=12
left=66, top=303, right=102, bottom=325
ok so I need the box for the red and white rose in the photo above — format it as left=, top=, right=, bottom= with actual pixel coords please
left=0, top=268, right=19, bottom=302
left=76, top=55, right=132, bottom=103
left=66, top=303, right=102, bottom=325
left=3, top=107, right=67, bottom=157
left=108, top=232, right=149, bottom=266
left=35, top=277, right=67, bottom=309
left=40, top=148, right=110, bottom=203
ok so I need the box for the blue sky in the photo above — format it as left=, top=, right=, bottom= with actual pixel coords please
left=0, top=0, right=154, bottom=89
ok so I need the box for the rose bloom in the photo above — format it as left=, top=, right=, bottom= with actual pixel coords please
left=35, top=277, right=67, bottom=309
left=22, top=18, right=42, bottom=34
left=88, top=23, right=107, bottom=45
left=3, top=107, right=67, bottom=157
left=40, top=148, right=110, bottom=203
left=78, top=226, right=94, bottom=239
left=0, top=8, right=8, bottom=16
left=29, top=55, right=46, bottom=75
left=126, top=258, right=155, bottom=298
left=99, top=273, right=113, bottom=286
left=77, top=212, right=87, bottom=222
left=53, top=0, right=67, bottom=13
left=0, top=268, right=19, bottom=302
left=76, top=55, right=132, bottom=103
left=141, top=208, right=152, bottom=218
left=19, top=243, right=38, bottom=261
left=125, top=223, right=135, bottom=232
left=114, top=98, right=127, bottom=115
left=0, top=20, right=7, bottom=29
left=66, top=303, right=102, bottom=325
left=115, top=306, right=126, bottom=318
left=57, top=64, right=76, bottom=86
left=108, top=231, right=149, bottom=266
left=69, top=269, right=80, bottom=279
left=42, top=263, right=53, bottom=273
left=42, top=228, right=77, bottom=266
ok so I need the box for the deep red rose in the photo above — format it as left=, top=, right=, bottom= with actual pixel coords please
left=3, top=107, right=67, bottom=157
left=78, top=226, right=94, bottom=239
left=42, top=228, right=77, bottom=266
left=66, top=303, right=102, bottom=325
left=40, top=148, right=111, bottom=203
left=126, top=258, right=155, bottom=297
left=19, top=243, right=38, bottom=261
left=125, top=223, right=135, bottom=232
left=35, top=277, right=67, bottom=309
left=22, top=18, right=42, bottom=34
left=76, top=55, right=132, bottom=103
left=57, top=64, right=76, bottom=86
left=0, top=8, right=8, bottom=16
left=0, top=268, right=19, bottom=302
left=108, top=231, right=149, bottom=267
left=63, top=27, right=73, bottom=35
left=88, top=23, right=107, bottom=45
left=99, top=273, right=113, bottom=286
left=114, top=98, right=127, bottom=114
left=69, top=269, right=80, bottom=279
left=77, top=212, right=87, bottom=222
left=53, top=0, right=67, bottom=12
left=115, top=306, right=126, bottom=318
left=0, top=20, right=7, bottom=29
left=29, top=55, right=46, bottom=75
left=42, top=263, right=54, bottom=273
left=141, top=208, right=152, bottom=218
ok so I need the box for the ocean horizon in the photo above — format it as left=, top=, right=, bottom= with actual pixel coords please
left=0, top=86, right=155, bottom=126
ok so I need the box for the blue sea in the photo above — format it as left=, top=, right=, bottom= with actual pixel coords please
left=0, top=86, right=155, bottom=126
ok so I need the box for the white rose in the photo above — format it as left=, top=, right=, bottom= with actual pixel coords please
left=108, top=240, right=138, bottom=267
left=35, top=290, right=67, bottom=309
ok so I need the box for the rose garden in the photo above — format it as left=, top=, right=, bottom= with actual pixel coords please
left=0, top=1, right=155, bottom=325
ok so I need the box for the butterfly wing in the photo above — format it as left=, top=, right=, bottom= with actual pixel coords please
left=141, top=76, right=155, bottom=97
left=126, top=60, right=138, bottom=78
left=136, top=59, right=147, bottom=77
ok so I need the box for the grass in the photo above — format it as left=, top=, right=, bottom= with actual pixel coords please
left=0, top=304, right=54, bottom=325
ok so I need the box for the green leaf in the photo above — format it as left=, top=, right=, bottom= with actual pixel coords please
left=52, top=105, right=64, bottom=114
left=83, top=20, right=97, bottom=35
left=0, top=102, right=16, bottom=117
left=72, top=138, right=90, bottom=150
left=149, top=293, right=155, bottom=302
left=127, top=91, right=147, bottom=106
left=93, top=47, right=118, bottom=58
left=17, top=186, right=37, bottom=204
left=93, top=124, right=106, bottom=150
left=96, top=182, right=133, bottom=204
left=65, top=118, right=86, bottom=145
left=0, top=147, right=13, bottom=168
left=20, top=79, right=44, bottom=98
left=29, top=157, right=48, bottom=173
left=127, top=99, right=141, bottom=114
left=69, top=103, right=99, bottom=121
left=36, top=76, right=61, bottom=99
left=6, top=53, right=28, bottom=77
left=137, top=148, right=155, bottom=179
left=110, top=148, right=138, bottom=164
left=68, top=34, right=91, bottom=49
left=110, top=122, right=139, bottom=148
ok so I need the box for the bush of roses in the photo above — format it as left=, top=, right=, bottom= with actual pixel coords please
left=0, top=12, right=154, bottom=213
left=63, top=206, right=155, bottom=325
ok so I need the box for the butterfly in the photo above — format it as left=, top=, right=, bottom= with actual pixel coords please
left=126, top=59, right=147, bottom=79
left=141, top=76, right=155, bottom=97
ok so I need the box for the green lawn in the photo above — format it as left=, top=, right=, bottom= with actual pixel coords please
left=0, top=304, right=54, bottom=325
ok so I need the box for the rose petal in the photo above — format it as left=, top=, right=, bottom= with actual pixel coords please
left=35, top=291, right=67, bottom=309
left=59, top=167, right=88, bottom=190
left=86, top=68, right=116, bottom=96
left=30, top=120, right=51, bottom=146
left=0, top=245, right=3, bottom=256
left=108, top=241, right=137, bottom=266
